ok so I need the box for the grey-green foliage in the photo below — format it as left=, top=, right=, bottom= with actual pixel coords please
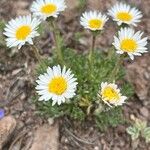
left=78, top=0, right=86, bottom=10
left=0, top=20, right=5, bottom=47
left=0, top=21, right=5, bottom=31
left=126, top=118, right=150, bottom=143
left=143, top=127, right=150, bottom=143
left=37, top=23, right=45, bottom=35
left=127, top=126, right=140, bottom=140
left=95, top=106, right=124, bottom=131
left=35, top=47, right=134, bottom=128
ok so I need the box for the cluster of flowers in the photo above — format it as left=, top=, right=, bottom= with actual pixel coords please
left=3, top=0, right=148, bottom=107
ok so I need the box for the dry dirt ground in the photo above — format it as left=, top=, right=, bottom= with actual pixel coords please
left=0, top=0, right=150, bottom=150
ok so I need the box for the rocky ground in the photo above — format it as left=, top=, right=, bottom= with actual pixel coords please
left=0, top=0, right=150, bottom=150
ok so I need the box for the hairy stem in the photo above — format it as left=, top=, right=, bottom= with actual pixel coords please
left=110, top=54, right=123, bottom=82
left=49, top=20, right=64, bottom=65
left=30, top=45, right=41, bottom=63
left=89, top=34, right=96, bottom=67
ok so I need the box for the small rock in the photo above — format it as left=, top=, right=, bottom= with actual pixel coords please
left=20, top=111, right=27, bottom=120
left=140, top=107, right=149, bottom=118
left=16, top=10, right=30, bottom=16
left=16, top=1, right=29, bottom=8
left=0, top=116, right=16, bottom=149
left=63, top=0, right=79, bottom=22
left=16, top=121, right=24, bottom=130
left=148, top=67, right=150, bottom=72
left=12, top=68, right=22, bottom=76
left=61, top=136, right=68, bottom=144
left=64, top=138, right=69, bottom=144
left=15, top=1, right=30, bottom=16
left=87, top=0, right=117, bottom=10
left=120, top=140, right=125, bottom=147
left=48, top=117, right=54, bottom=125
left=113, top=147, right=120, bottom=150
left=144, top=72, right=150, bottom=80
left=79, top=37, right=89, bottom=46
left=65, top=0, right=79, bottom=9
left=25, top=118, right=34, bottom=125
left=14, top=101, right=23, bottom=111
left=94, top=146, right=99, bottom=150
left=29, top=123, right=59, bottom=150
left=20, top=93, right=26, bottom=100
left=116, top=125, right=126, bottom=134
left=126, top=54, right=150, bottom=101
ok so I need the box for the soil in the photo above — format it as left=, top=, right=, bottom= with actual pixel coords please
left=0, top=0, right=150, bottom=150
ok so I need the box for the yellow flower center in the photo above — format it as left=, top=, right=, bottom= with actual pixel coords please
left=121, top=39, right=137, bottom=52
left=89, top=19, right=102, bottom=29
left=41, top=3, right=57, bottom=14
left=48, top=77, right=67, bottom=95
left=102, top=87, right=119, bottom=101
left=16, top=25, right=31, bottom=40
left=117, top=12, right=132, bottom=22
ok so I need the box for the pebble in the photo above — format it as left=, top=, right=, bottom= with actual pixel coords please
left=17, top=121, right=24, bottom=130
left=144, top=72, right=150, bottom=80
left=61, top=136, right=68, bottom=144
left=94, top=146, right=99, bottom=150
left=29, top=124, right=59, bottom=150
left=0, top=116, right=16, bottom=149
left=116, top=125, right=126, bottom=134
left=25, top=118, right=34, bottom=125
left=79, top=38, right=88, bottom=46
left=12, top=68, right=22, bottom=76
left=140, top=107, right=149, bottom=118
left=48, top=117, right=54, bottom=125
left=20, top=93, right=26, bottom=100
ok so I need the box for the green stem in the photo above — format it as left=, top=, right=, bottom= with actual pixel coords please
left=107, top=47, right=115, bottom=60
left=49, top=20, right=64, bottom=65
left=89, top=34, right=96, bottom=67
left=30, top=45, right=41, bottom=63
left=110, top=55, right=123, bottom=82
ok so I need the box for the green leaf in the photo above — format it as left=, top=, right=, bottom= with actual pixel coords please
left=126, top=126, right=140, bottom=140
left=121, top=82, right=134, bottom=97
left=134, top=119, right=147, bottom=131
left=69, top=106, right=85, bottom=121
left=78, top=0, right=86, bottom=10
left=95, top=107, right=124, bottom=131
left=142, top=127, right=150, bottom=143
left=0, top=20, right=6, bottom=47
left=37, top=23, right=45, bottom=35
left=0, top=20, right=5, bottom=30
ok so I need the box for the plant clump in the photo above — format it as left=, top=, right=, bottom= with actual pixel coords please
left=3, top=0, right=148, bottom=131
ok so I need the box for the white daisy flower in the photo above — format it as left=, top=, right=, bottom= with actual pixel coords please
left=36, top=65, right=78, bottom=106
left=108, top=3, right=142, bottom=26
left=4, top=15, right=41, bottom=49
left=80, top=11, right=108, bottom=31
left=113, top=27, right=148, bottom=60
left=30, top=0, right=67, bottom=20
left=99, top=82, right=127, bottom=107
